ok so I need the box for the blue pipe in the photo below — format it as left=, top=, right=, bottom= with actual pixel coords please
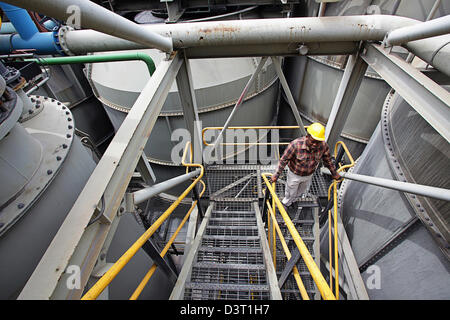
left=0, top=32, right=63, bottom=55
left=0, top=2, right=39, bottom=40
left=0, top=2, right=63, bottom=55
left=0, top=22, right=17, bottom=34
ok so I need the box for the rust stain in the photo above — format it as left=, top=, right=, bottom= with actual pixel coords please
left=199, top=26, right=240, bottom=34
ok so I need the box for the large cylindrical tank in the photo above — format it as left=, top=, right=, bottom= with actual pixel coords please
left=88, top=49, right=278, bottom=195
left=339, top=91, right=450, bottom=299
left=281, top=55, right=390, bottom=158
left=282, top=0, right=450, bottom=159
left=0, top=90, right=97, bottom=299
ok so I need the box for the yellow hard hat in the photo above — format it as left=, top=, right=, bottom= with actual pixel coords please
left=307, top=122, right=325, bottom=141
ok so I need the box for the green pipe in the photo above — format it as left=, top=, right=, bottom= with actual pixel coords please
left=25, top=52, right=156, bottom=76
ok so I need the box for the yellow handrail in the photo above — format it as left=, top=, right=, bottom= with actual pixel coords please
left=82, top=142, right=204, bottom=300
left=202, top=125, right=308, bottom=146
left=327, top=141, right=355, bottom=299
left=266, top=201, right=309, bottom=300
left=130, top=179, right=206, bottom=300
left=261, top=173, right=336, bottom=300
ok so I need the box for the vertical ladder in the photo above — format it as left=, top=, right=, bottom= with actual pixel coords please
left=170, top=200, right=281, bottom=300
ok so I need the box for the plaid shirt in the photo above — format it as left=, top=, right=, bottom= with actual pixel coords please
left=273, top=137, right=336, bottom=179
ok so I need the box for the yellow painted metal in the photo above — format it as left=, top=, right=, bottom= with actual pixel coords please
left=266, top=201, right=309, bottom=300
left=326, top=141, right=355, bottom=299
left=130, top=180, right=206, bottom=300
left=81, top=142, right=204, bottom=300
left=271, top=182, right=276, bottom=269
left=261, top=173, right=336, bottom=300
left=202, top=126, right=308, bottom=146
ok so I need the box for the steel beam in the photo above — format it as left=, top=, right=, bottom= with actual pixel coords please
left=325, top=51, right=369, bottom=147
left=133, top=169, right=201, bottom=205
left=385, top=15, right=450, bottom=46
left=210, top=57, right=268, bottom=156
left=136, top=152, right=156, bottom=186
left=18, top=52, right=182, bottom=300
left=361, top=43, right=450, bottom=143
left=2, top=0, right=172, bottom=52
left=271, top=56, right=306, bottom=137
left=175, top=52, right=203, bottom=164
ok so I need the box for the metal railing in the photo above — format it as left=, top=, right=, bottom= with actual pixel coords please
left=81, top=142, right=204, bottom=300
left=261, top=173, right=336, bottom=300
left=202, top=125, right=309, bottom=146
left=327, top=141, right=355, bottom=300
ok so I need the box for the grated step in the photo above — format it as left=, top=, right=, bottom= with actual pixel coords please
left=199, top=246, right=262, bottom=254
left=202, top=235, right=261, bottom=248
left=190, top=266, right=267, bottom=285
left=205, top=226, right=259, bottom=237
left=196, top=250, right=264, bottom=265
left=208, top=217, right=257, bottom=227
left=185, top=282, right=270, bottom=292
left=193, top=262, right=266, bottom=270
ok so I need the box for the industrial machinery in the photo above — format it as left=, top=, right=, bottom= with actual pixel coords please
left=0, top=0, right=448, bottom=301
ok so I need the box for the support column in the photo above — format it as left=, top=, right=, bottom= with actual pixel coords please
left=271, top=56, right=306, bottom=137
left=325, top=52, right=368, bottom=147
left=176, top=52, right=203, bottom=164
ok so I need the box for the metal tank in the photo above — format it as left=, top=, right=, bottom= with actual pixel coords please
left=338, top=91, right=450, bottom=299
left=281, top=0, right=449, bottom=158
left=88, top=48, right=278, bottom=195
left=0, top=72, right=97, bottom=299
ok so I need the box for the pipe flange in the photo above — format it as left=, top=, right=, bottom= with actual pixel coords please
left=18, top=96, right=44, bottom=123
left=0, top=87, right=23, bottom=140
left=381, top=90, right=449, bottom=258
left=57, top=26, right=75, bottom=56
left=0, top=96, right=75, bottom=236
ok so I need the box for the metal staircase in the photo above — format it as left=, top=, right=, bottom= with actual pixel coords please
left=171, top=199, right=281, bottom=300
left=169, top=165, right=326, bottom=300
left=274, top=196, right=321, bottom=300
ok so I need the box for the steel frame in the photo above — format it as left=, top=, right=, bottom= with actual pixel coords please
left=13, top=21, right=450, bottom=300
left=18, top=52, right=183, bottom=300
left=360, top=43, right=450, bottom=143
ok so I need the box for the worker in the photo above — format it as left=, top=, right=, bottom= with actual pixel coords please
left=270, top=122, right=340, bottom=208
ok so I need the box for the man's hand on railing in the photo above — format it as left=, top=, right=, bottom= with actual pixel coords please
left=270, top=175, right=277, bottom=183
left=331, top=171, right=341, bottom=180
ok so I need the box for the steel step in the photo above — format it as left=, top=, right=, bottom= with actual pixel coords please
left=185, top=282, right=270, bottom=292
left=193, top=262, right=266, bottom=270
left=201, top=235, right=261, bottom=248
left=196, top=250, right=264, bottom=265
left=191, top=265, right=267, bottom=285
left=208, top=217, right=257, bottom=227
left=199, top=246, right=262, bottom=254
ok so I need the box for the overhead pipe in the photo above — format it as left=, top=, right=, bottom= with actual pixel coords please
left=0, top=0, right=172, bottom=53
left=49, top=15, right=450, bottom=75
left=0, top=2, right=38, bottom=40
left=25, top=52, right=156, bottom=77
left=132, top=169, right=201, bottom=205
left=322, top=168, right=450, bottom=202
left=385, top=15, right=450, bottom=46
left=0, top=2, right=63, bottom=55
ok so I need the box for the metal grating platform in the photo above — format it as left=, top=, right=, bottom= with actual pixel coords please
left=206, top=164, right=331, bottom=200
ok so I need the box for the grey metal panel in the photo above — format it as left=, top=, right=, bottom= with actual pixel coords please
left=0, top=136, right=95, bottom=299
left=106, top=212, right=173, bottom=300
left=341, top=124, right=415, bottom=263
left=100, top=77, right=278, bottom=164
left=299, top=57, right=391, bottom=141
left=361, top=223, right=450, bottom=299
